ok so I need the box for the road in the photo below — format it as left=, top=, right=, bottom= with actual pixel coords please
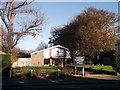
left=2, top=74, right=120, bottom=89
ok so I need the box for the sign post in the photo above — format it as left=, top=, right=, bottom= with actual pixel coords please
left=57, top=68, right=60, bottom=77
left=74, top=56, right=85, bottom=77
left=75, top=66, right=76, bottom=74
left=82, top=65, right=85, bottom=77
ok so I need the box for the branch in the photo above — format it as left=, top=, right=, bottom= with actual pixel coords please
left=13, top=1, right=33, bottom=10
left=13, top=34, right=22, bottom=47
left=0, top=0, right=33, bottom=11
left=7, top=2, right=11, bottom=22
left=14, top=9, right=32, bottom=15
left=0, top=12, right=9, bottom=31
left=26, top=24, right=39, bottom=31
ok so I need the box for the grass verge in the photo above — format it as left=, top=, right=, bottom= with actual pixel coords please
left=72, top=65, right=115, bottom=72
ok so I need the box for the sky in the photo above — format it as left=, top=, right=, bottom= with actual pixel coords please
left=14, top=2, right=118, bottom=50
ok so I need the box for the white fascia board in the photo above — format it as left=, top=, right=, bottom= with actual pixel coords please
left=31, top=45, right=69, bottom=55
left=31, top=49, right=45, bottom=55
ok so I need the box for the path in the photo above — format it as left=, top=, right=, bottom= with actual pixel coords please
left=89, top=74, right=120, bottom=80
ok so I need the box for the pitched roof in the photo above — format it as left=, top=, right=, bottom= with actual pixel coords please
left=31, top=45, right=69, bottom=55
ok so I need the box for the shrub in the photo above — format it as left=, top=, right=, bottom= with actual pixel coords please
left=113, top=54, right=120, bottom=73
left=1, top=54, right=12, bottom=77
left=11, top=48, right=19, bottom=63
left=1, top=54, right=12, bottom=70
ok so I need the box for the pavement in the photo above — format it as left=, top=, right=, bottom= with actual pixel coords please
left=89, top=74, right=120, bottom=80
left=2, top=74, right=120, bottom=89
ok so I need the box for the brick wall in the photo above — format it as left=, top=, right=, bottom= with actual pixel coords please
left=31, top=51, right=44, bottom=66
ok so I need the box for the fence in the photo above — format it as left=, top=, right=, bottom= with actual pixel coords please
left=11, top=66, right=83, bottom=78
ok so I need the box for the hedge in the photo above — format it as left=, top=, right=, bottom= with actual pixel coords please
left=113, top=54, right=120, bottom=73
left=0, top=54, right=12, bottom=71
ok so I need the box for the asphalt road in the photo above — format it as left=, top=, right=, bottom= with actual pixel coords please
left=2, top=75, right=120, bottom=89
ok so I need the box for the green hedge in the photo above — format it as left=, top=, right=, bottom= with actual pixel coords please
left=113, top=54, right=120, bottom=73
left=0, top=54, right=12, bottom=71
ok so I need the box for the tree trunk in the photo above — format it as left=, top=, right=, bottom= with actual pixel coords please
left=7, top=23, right=13, bottom=53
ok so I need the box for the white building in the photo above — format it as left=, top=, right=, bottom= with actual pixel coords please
left=31, top=45, right=71, bottom=67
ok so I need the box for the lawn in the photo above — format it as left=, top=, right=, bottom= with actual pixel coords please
left=12, top=66, right=58, bottom=75
left=73, top=65, right=115, bottom=72
left=12, top=66, right=75, bottom=78
left=12, top=65, right=116, bottom=78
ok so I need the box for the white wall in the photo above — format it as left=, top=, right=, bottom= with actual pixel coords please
left=51, top=48, right=59, bottom=57
left=12, top=58, right=31, bottom=67
left=43, top=47, right=71, bottom=59
left=44, top=49, right=50, bottom=58
left=51, top=47, right=71, bottom=58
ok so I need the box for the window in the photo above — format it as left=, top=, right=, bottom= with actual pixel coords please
left=44, top=59, right=50, bottom=64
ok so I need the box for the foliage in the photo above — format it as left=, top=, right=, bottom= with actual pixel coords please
left=113, top=54, right=120, bottom=72
left=97, top=50, right=115, bottom=65
left=11, top=48, right=20, bottom=63
left=50, top=7, right=118, bottom=57
left=18, top=50, right=31, bottom=58
left=1, top=54, right=12, bottom=71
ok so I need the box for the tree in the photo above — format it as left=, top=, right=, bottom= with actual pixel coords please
left=113, top=54, right=120, bottom=75
left=11, top=48, right=20, bottom=63
left=18, top=50, right=31, bottom=58
left=0, top=0, right=45, bottom=53
left=50, top=7, right=118, bottom=58
left=1, top=26, right=8, bottom=53
left=50, top=23, right=82, bottom=57
left=0, top=26, right=3, bottom=52
left=36, top=42, right=48, bottom=51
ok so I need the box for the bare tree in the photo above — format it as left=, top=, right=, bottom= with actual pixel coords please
left=0, top=25, right=2, bottom=52
left=36, top=42, right=48, bottom=51
left=0, top=0, right=45, bottom=53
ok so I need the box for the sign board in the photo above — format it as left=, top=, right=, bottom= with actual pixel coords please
left=74, top=56, right=85, bottom=65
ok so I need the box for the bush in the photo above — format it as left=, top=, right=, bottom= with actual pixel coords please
left=113, top=54, right=120, bottom=73
left=1, top=54, right=12, bottom=77
left=2, top=54, right=12, bottom=70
